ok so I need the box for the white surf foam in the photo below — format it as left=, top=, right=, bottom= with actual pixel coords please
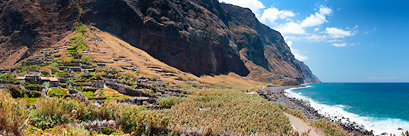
left=284, top=87, right=409, bottom=135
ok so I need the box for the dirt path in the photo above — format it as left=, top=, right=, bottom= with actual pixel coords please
left=285, top=113, right=323, bottom=136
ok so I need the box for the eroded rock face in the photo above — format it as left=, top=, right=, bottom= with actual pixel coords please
left=297, top=60, right=321, bottom=83
left=80, top=0, right=250, bottom=76
left=0, top=0, right=77, bottom=47
left=220, top=3, right=304, bottom=82
left=80, top=0, right=306, bottom=82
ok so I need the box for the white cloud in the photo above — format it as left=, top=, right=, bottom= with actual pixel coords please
left=305, top=34, right=328, bottom=42
left=219, top=0, right=265, bottom=16
left=300, top=5, right=332, bottom=27
left=287, top=41, right=292, bottom=47
left=332, top=43, right=347, bottom=47
left=275, top=5, right=332, bottom=35
left=325, top=27, right=354, bottom=38
left=287, top=40, right=308, bottom=61
left=293, top=52, right=308, bottom=61
left=260, top=7, right=295, bottom=24
left=221, top=1, right=360, bottom=48
left=276, top=22, right=306, bottom=34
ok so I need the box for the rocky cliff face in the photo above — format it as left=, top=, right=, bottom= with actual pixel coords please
left=220, top=3, right=304, bottom=83
left=0, top=0, right=320, bottom=84
left=80, top=0, right=249, bottom=76
left=0, top=0, right=77, bottom=67
left=297, top=60, right=321, bottom=83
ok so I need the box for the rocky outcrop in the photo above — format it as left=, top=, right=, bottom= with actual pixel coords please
left=0, top=0, right=77, bottom=47
left=0, top=0, right=78, bottom=67
left=297, top=60, right=321, bottom=83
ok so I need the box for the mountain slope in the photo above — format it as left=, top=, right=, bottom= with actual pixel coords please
left=297, top=60, right=321, bottom=83
left=80, top=0, right=250, bottom=77
left=0, top=0, right=319, bottom=85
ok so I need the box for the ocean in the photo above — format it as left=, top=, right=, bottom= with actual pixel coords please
left=284, top=83, right=409, bottom=135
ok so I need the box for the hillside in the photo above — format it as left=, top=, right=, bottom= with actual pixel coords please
left=297, top=60, right=321, bottom=83
left=0, top=0, right=319, bottom=84
left=0, top=24, right=310, bottom=136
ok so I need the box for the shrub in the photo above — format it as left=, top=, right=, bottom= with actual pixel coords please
left=26, top=96, right=169, bottom=135
left=312, top=119, right=348, bottom=136
left=44, top=124, right=89, bottom=136
left=102, top=127, right=112, bottom=135
left=26, top=90, right=42, bottom=98
left=82, top=91, right=96, bottom=98
left=48, top=89, right=68, bottom=97
left=28, top=98, right=78, bottom=129
left=0, top=73, right=16, bottom=81
left=157, top=97, right=185, bottom=108
left=0, top=89, right=29, bottom=135
left=8, top=86, right=24, bottom=98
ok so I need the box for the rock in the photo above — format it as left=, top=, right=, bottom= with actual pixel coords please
left=398, top=128, right=404, bottom=130
left=107, top=120, right=116, bottom=128
left=381, top=132, right=388, bottom=135
left=95, top=90, right=104, bottom=98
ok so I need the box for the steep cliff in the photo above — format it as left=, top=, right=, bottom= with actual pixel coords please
left=297, top=60, right=321, bottom=83
left=0, top=0, right=78, bottom=67
left=80, top=0, right=249, bottom=77
left=220, top=3, right=304, bottom=83
left=0, top=0, right=319, bottom=84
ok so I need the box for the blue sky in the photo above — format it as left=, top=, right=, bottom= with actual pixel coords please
left=220, top=0, right=409, bottom=82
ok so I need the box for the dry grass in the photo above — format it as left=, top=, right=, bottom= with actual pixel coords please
left=312, top=119, right=348, bottom=136
left=161, top=89, right=299, bottom=135
left=0, top=89, right=29, bottom=136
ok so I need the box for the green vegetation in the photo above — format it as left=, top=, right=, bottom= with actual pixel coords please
left=161, top=89, right=298, bottom=135
left=0, top=89, right=169, bottom=135
left=157, top=96, right=185, bottom=108
left=82, top=91, right=96, bottom=98
left=0, top=73, right=17, bottom=82
left=48, top=89, right=68, bottom=97
left=22, top=97, right=39, bottom=104
left=100, top=89, right=130, bottom=101
left=0, top=90, right=29, bottom=135
left=313, top=119, right=348, bottom=136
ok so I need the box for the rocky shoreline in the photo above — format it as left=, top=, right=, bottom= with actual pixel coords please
left=266, top=86, right=374, bottom=136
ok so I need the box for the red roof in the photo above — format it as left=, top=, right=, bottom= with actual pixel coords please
left=48, top=77, right=58, bottom=82
left=40, top=77, right=50, bottom=81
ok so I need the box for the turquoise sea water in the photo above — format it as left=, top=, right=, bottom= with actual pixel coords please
left=285, top=83, right=409, bottom=135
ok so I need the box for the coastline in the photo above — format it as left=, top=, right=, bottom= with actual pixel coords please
left=266, top=86, right=374, bottom=136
